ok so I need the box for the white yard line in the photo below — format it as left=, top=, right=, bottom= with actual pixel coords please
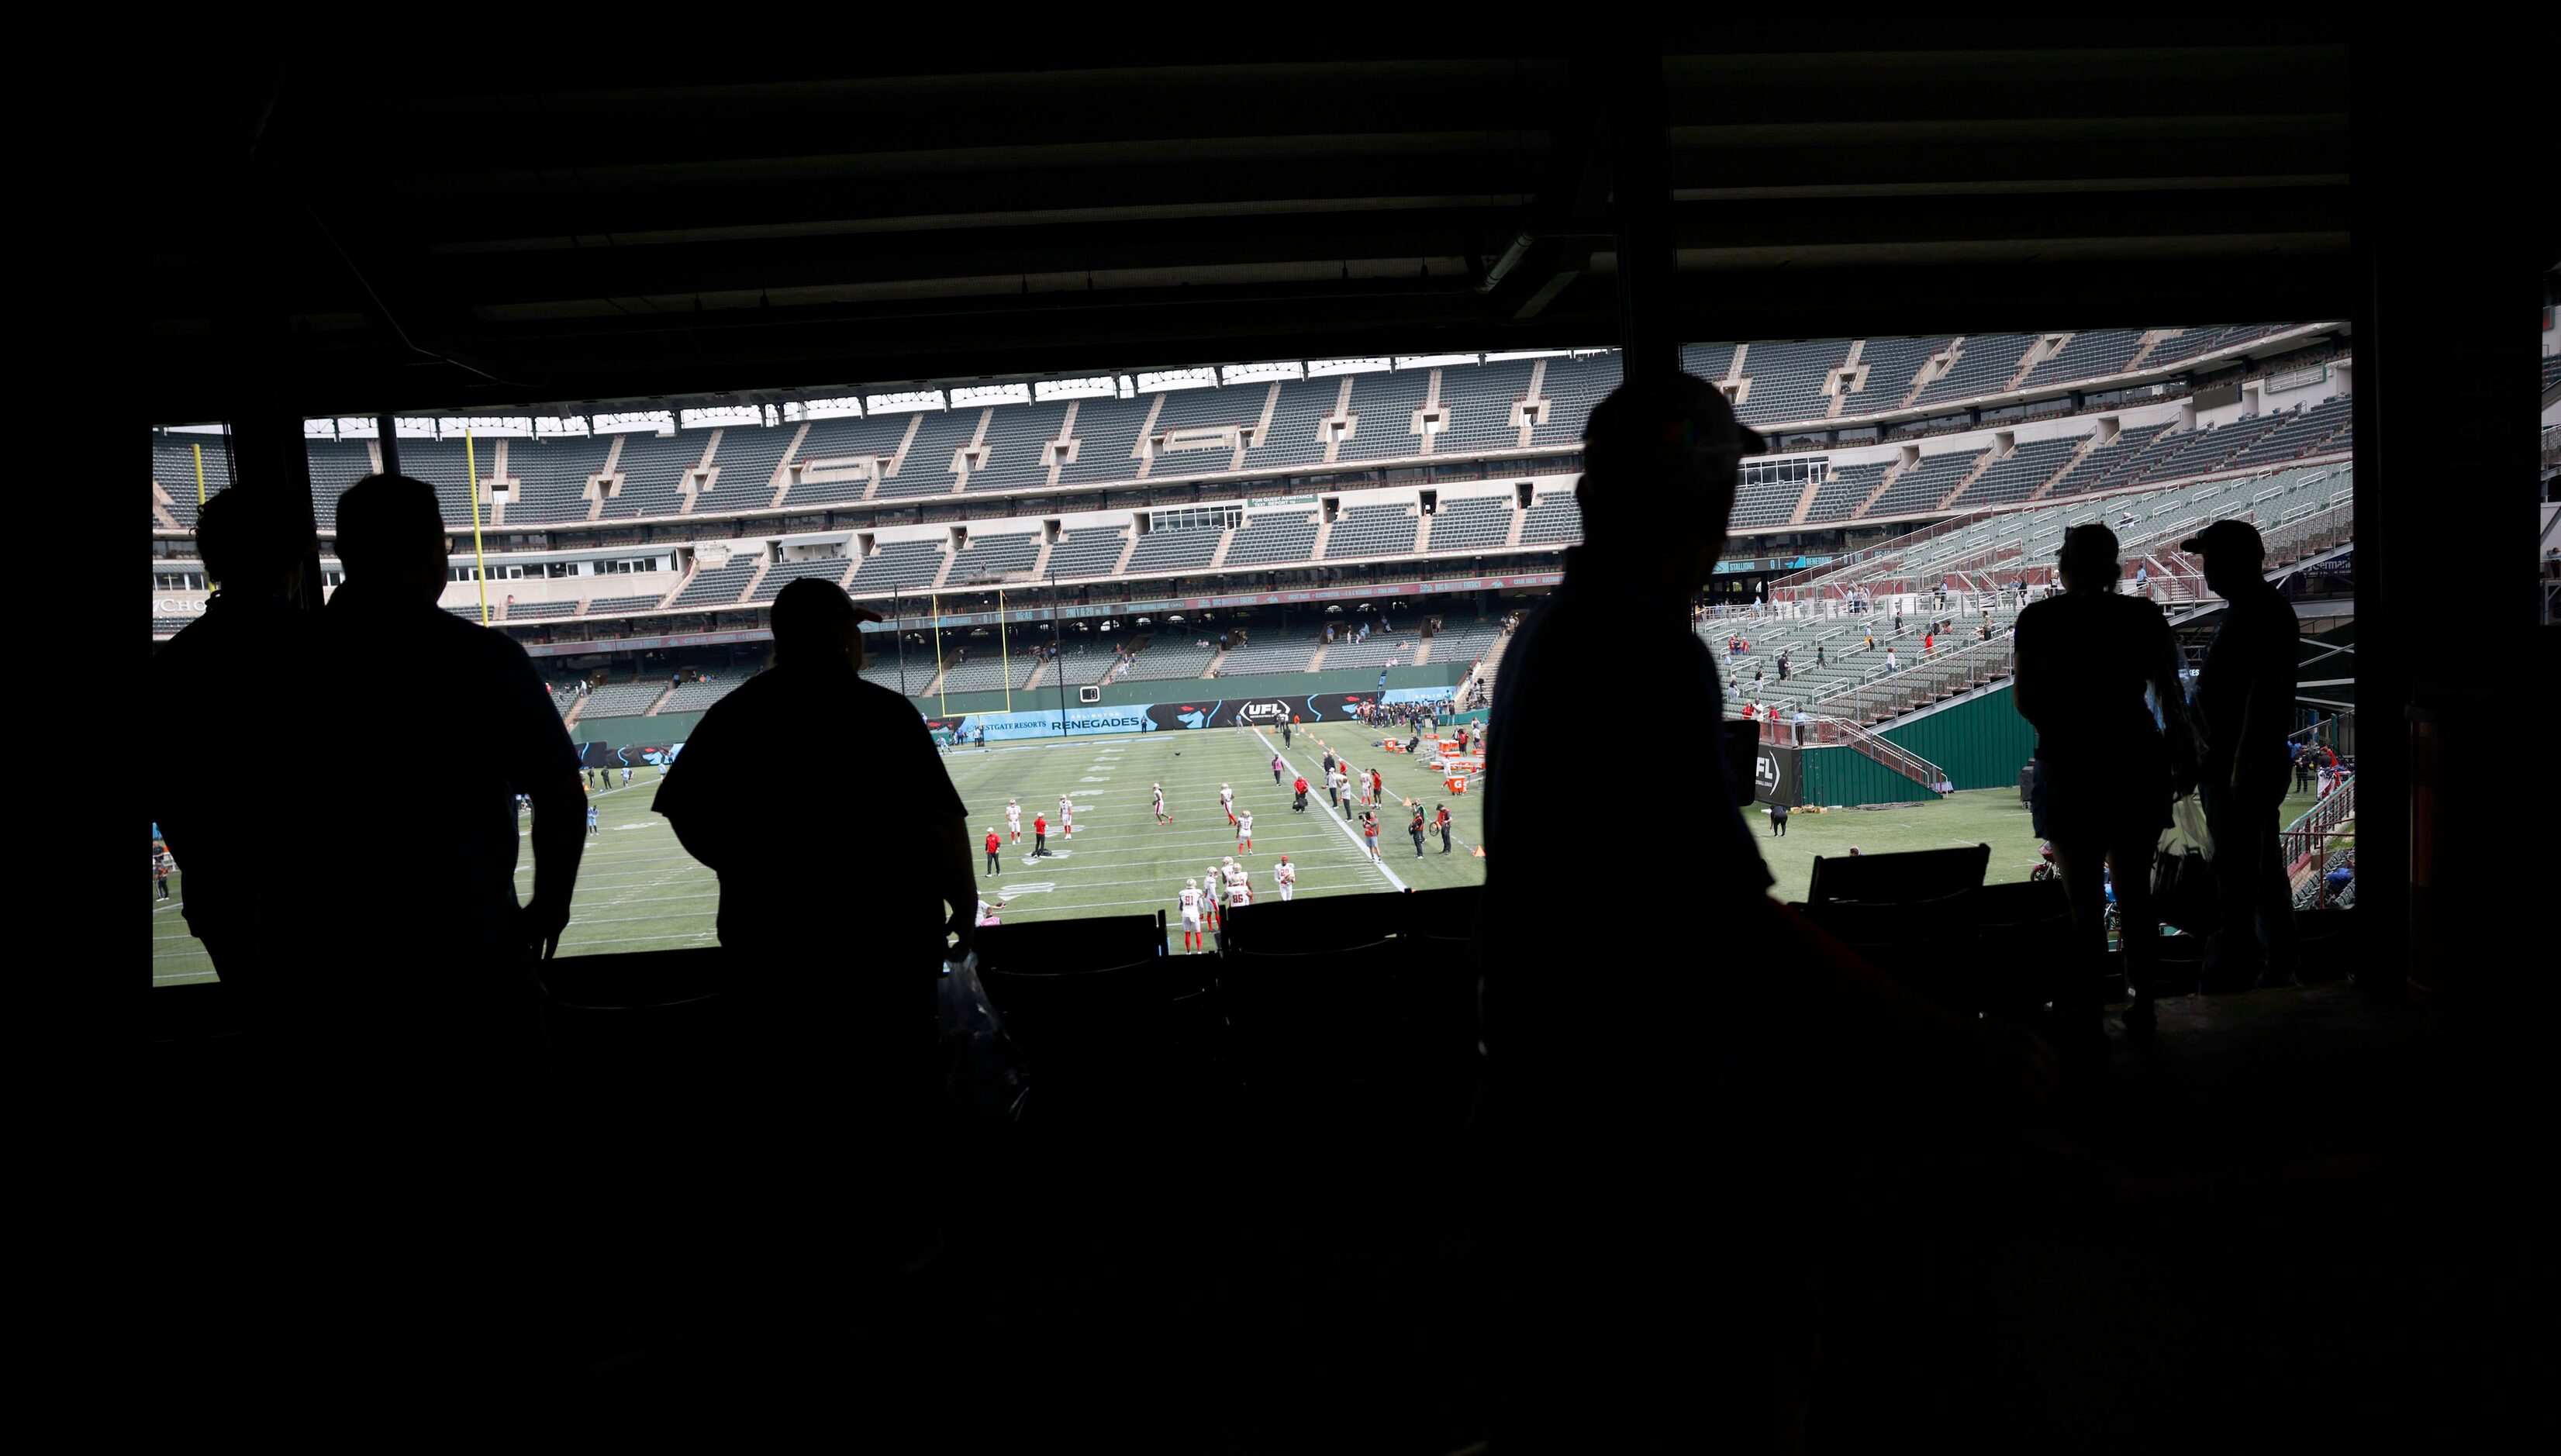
left=1248, top=726, right=1406, bottom=892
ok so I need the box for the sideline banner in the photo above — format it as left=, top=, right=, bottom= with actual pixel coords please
left=575, top=740, right=684, bottom=769
left=1752, top=742, right=1800, bottom=806
left=941, top=688, right=1462, bottom=740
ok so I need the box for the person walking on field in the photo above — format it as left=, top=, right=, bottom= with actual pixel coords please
left=1769, top=799, right=1790, bottom=837
left=1410, top=805, right=1428, bottom=857
left=1361, top=810, right=1381, bottom=861
left=1272, top=752, right=1286, bottom=786
left=1435, top=804, right=1453, bottom=854
left=1032, top=812, right=1048, bottom=857
left=985, top=827, right=1002, bottom=875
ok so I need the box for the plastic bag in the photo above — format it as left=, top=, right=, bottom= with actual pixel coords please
left=937, top=951, right=1026, bottom=1143
left=2152, top=793, right=2219, bottom=936
left=937, top=950, right=1002, bottom=1039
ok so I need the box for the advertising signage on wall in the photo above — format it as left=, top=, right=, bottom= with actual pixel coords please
left=931, top=685, right=1460, bottom=740
left=574, top=740, right=684, bottom=769
left=1751, top=742, right=1799, bottom=806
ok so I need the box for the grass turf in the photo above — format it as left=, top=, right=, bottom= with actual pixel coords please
left=149, top=734, right=2329, bottom=982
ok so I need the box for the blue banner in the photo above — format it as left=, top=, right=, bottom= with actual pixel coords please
left=950, top=705, right=1159, bottom=740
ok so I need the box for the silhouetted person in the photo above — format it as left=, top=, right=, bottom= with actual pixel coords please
left=2185, top=519, right=2300, bottom=988
left=269, top=472, right=587, bottom=1398
left=1476, top=375, right=2050, bottom=1451
left=655, top=577, right=975, bottom=1289
left=152, top=488, right=330, bottom=1005
left=2013, top=525, right=2197, bottom=1041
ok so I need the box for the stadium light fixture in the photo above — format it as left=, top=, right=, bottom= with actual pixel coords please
left=783, top=397, right=865, bottom=421
left=438, top=416, right=534, bottom=440
left=951, top=383, right=1034, bottom=408
left=1220, top=361, right=1306, bottom=385
left=679, top=405, right=763, bottom=430
left=867, top=390, right=947, bottom=416
left=1033, top=377, right=1120, bottom=402
left=592, top=411, right=676, bottom=436
left=1306, top=358, right=1394, bottom=378
left=533, top=416, right=592, bottom=438
left=1393, top=354, right=1481, bottom=370
left=1136, top=367, right=1220, bottom=394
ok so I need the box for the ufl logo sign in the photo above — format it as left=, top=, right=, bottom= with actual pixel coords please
left=1235, top=700, right=1293, bottom=724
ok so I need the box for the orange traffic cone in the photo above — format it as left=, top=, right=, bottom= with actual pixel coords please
left=1472, top=845, right=1487, bottom=859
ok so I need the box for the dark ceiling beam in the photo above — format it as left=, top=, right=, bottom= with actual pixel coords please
left=145, top=250, right=2353, bottom=426
left=273, top=64, right=1570, bottom=168
left=195, top=185, right=2346, bottom=322
left=1662, top=46, right=2347, bottom=120
left=253, top=125, right=2340, bottom=255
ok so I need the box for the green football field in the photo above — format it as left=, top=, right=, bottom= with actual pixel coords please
left=150, top=726, right=2328, bottom=984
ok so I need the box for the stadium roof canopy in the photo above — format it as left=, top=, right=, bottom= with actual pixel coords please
left=148, top=40, right=2350, bottom=426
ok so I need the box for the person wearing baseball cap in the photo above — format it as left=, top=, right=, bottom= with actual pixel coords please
left=1472, top=369, right=2052, bottom=1449
left=2182, top=516, right=2301, bottom=988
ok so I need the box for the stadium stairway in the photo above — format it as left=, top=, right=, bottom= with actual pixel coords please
left=1200, top=645, right=1230, bottom=678
left=657, top=561, right=697, bottom=612
left=1305, top=642, right=1331, bottom=672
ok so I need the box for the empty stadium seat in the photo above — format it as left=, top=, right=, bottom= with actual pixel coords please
left=1226, top=512, right=1320, bottom=568
left=1423, top=496, right=1513, bottom=552
left=1322, top=503, right=1418, bottom=560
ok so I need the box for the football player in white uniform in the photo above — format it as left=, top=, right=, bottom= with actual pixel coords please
left=1177, top=878, right=1205, bottom=951
left=1236, top=809, right=1255, bottom=854
left=1005, top=798, right=1022, bottom=844
left=1058, top=795, right=1075, bottom=840
left=1220, top=783, right=1236, bottom=826
left=1152, top=782, right=1169, bottom=824
left=1273, top=855, right=1296, bottom=902
left=1204, top=864, right=1228, bottom=932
